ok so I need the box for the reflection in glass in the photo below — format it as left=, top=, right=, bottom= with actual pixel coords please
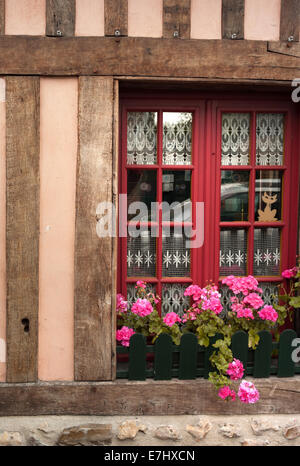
left=127, top=170, right=156, bottom=221
left=221, top=113, right=250, bottom=166
left=255, top=170, right=282, bottom=222
left=221, top=170, right=249, bottom=221
left=220, top=228, right=247, bottom=276
left=163, top=112, right=192, bottom=165
left=127, top=112, right=157, bottom=165
left=162, top=170, right=191, bottom=222
left=256, top=113, right=284, bottom=166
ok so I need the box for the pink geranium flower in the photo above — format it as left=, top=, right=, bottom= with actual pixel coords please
left=227, top=358, right=244, bottom=380
left=116, top=326, right=135, bottom=347
left=135, top=280, right=147, bottom=289
left=116, top=293, right=128, bottom=313
left=163, top=312, right=181, bottom=327
left=282, top=267, right=298, bottom=279
left=131, top=298, right=153, bottom=317
left=243, top=292, right=264, bottom=310
left=218, top=386, right=236, bottom=401
left=258, top=305, right=278, bottom=322
left=238, top=380, right=260, bottom=404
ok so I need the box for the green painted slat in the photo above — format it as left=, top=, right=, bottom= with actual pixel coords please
left=179, top=333, right=198, bottom=380
left=154, top=333, right=173, bottom=380
left=204, top=333, right=223, bottom=379
left=277, top=329, right=297, bottom=377
left=128, top=333, right=147, bottom=381
left=231, top=330, right=248, bottom=373
left=253, top=330, right=272, bottom=378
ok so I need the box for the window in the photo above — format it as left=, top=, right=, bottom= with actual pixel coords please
left=118, top=95, right=299, bottom=315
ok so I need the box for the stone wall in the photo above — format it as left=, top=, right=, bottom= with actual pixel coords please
left=0, top=414, right=299, bottom=446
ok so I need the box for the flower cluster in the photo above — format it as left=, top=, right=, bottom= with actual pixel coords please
left=218, top=386, right=236, bottom=401
left=227, top=358, right=244, bottom=380
left=116, top=326, right=135, bottom=347
left=116, top=293, right=128, bottom=313
left=238, top=380, right=260, bottom=404
left=131, top=298, right=154, bottom=317
left=282, top=267, right=298, bottom=279
left=182, top=284, right=223, bottom=321
left=222, top=275, right=262, bottom=296
left=163, top=312, right=182, bottom=327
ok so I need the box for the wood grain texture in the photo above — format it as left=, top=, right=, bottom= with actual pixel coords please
left=0, top=0, right=4, bottom=35
left=75, top=76, right=114, bottom=381
left=222, top=0, right=244, bottom=39
left=163, top=0, right=190, bottom=39
left=46, top=0, right=75, bottom=37
left=6, top=77, right=40, bottom=383
left=0, top=37, right=298, bottom=81
left=105, top=0, right=128, bottom=36
left=280, top=0, right=300, bottom=41
left=0, top=378, right=299, bottom=415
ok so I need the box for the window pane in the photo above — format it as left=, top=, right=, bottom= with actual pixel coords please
left=161, top=283, right=190, bottom=316
left=127, top=283, right=156, bottom=308
left=162, top=226, right=191, bottom=277
left=127, top=169, right=157, bottom=221
left=127, top=227, right=156, bottom=277
left=221, top=113, right=250, bottom=166
left=163, top=112, right=192, bottom=165
left=127, top=112, right=157, bottom=165
left=253, top=228, right=281, bottom=276
left=256, top=113, right=284, bottom=166
left=221, top=170, right=249, bottom=221
left=255, top=170, right=282, bottom=222
left=162, top=170, right=191, bottom=222
left=220, top=228, right=247, bottom=276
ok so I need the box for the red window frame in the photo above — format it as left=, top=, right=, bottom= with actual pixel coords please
left=118, top=92, right=300, bottom=316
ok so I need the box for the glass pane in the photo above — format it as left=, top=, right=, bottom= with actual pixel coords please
left=255, top=170, right=282, bottom=222
left=163, top=112, right=192, bottom=165
left=220, top=228, right=247, bottom=276
left=127, top=227, right=156, bottom=277
left=162, top=170, right=191, bottom=222
left=127, top=169, right=157, bottom=221
left=256, top=113, right=284, bottom=166
left=161, top=283, right=190, bottom=316
left=127, top=112, right=157, bottom=165
left=253, top=228, right=281, bottom=276
left=221, top=170, right=249, bottom=221
left=221, top=113, right=250, bottom=166
left=127, top=282, right=156, bottom=308
left=162, top=226, right=191, bottom=277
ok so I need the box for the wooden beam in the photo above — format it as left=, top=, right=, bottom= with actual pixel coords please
left=280, top=0, right=300, bottom=42
left=268, top=40, right=300, bottom=58
left=0, top=0, right=4, bottom=35
left=6, top=77, right=40, bottom=383
left=0, top=378, right=298, bottom=416
left=163, top=0, right=190, bottom=39
left=104, top=0, right=128, bottom=36
left=0, top=37, right=298, bottom=81
left=222, top=0, right=244, bottom=40
left=46, top=0, right=75, bottom=37
left=75, top=77, right=114, bottom=381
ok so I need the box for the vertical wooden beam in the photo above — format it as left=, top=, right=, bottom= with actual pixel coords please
left=0, top=0, right=5, bottom=35
left=104, top=0, right=128, bottom=36
left=111, top=79, right=119, bottom=380
left=222, top=0, right=244, bottom=40
left=280, top=0, right=300, bottom=41
left=6, top=77, right=40, bottom=383
left=75, top=76, right=114, bottom=381
left=46, top=0, right=75, bottom=37
left=163, top=0, right=191, bottom=39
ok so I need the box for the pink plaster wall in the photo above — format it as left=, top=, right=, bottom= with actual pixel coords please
left=75, top=0, right=104, bottom=36
left=244, top=0, right=281, bottom=41
left=0, top=79, right=6, bottom=382
left=128, top=0, right=162, bottom=38
left=39, top=78, right=77, bottom=381
left=191, top=0, right=222, bottom=39
left=5, top=0, right=46, bottom=35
